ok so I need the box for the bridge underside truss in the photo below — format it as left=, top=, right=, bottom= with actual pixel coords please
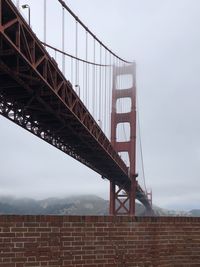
left=0, top=0, right=153, bottom=213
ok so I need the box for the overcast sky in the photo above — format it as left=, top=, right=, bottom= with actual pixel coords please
left=0, top=0, right=200, bottom=210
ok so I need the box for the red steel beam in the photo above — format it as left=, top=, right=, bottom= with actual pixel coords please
left=110, top=64, right=137, bottom=215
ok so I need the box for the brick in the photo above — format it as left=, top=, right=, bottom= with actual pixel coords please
left=0, top=215, right=199, bottom=266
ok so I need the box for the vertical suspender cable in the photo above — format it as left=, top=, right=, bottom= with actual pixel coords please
left=55, top=50, right=57, bottom=61
left=92, top=38, right=96, bottom=117
left=88, top=54, right=90, bottom=111
left=122, top=62, right=124, bottom=113
left=82, top=56, right=85, bottom=101
left=85, top=31, right=88, bottom=107
left=62, top=6, right=65, bottom=75
left=95, top=50, right=98, bottom=121
left=99, top=45, right=102, bottom=127
left=44, top=0, right=46, bottom=45
left=104, top=49, right=107, bottom=134
left=71, top=57, right=73, bottom=87
left=75, top=20, right=78, bottom=94
left=109, top=53, right=112, bottom=140
left=117, top=57, right=121, bottom=143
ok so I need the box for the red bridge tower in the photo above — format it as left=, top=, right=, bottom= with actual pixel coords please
left=110, top=63, right=137, bottom=215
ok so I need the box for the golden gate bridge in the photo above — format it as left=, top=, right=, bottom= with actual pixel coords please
left=0, top=0, right=154, bottom=215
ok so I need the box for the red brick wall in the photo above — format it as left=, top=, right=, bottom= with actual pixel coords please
left=0, top=216, right=200, bottom=267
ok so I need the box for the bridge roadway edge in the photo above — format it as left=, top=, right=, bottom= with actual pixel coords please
left=0, top=215, right=199, bottom=266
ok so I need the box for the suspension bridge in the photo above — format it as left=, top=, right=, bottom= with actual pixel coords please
left=0, top=0, right=154, bottom=215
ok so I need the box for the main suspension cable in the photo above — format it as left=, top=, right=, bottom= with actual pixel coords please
left=41, top=42, right=110, bottom=67
left=57, top=0, right=132, bottom=64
